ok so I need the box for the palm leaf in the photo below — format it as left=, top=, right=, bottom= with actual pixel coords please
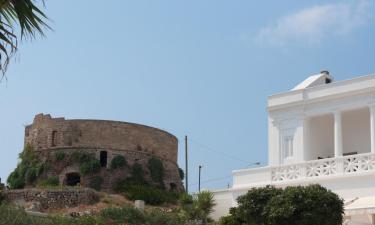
left=0, top=0, right=49, bottom=79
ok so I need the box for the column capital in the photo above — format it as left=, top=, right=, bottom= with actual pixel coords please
left=369, top=104, right=375, bottom=111
left=333, top=110, right=342, bottom=117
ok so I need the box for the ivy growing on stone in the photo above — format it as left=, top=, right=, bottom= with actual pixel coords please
left=7, top=145, right=47, bottom=189
left=147, top=157, right=164, bottom=186
left=80, top=159, right=101, bottom=175
left=110, top=155, right=127, bottom=170
left=89, top=176, right=103, bottom=191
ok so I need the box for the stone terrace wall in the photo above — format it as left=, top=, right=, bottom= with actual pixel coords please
left=4, top=188, right=99, bottom=209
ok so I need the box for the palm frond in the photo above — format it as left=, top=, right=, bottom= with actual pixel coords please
left=0, top=0, right=49, bottom=79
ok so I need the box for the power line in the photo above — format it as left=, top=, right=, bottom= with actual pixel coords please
left=188, top=137, right=260, bottom=165
left=189, top=175, right=232, bottom=187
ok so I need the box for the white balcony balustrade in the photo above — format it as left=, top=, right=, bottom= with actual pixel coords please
left=271, top=152, right=375, bottom=182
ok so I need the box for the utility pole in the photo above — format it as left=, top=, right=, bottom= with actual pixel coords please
left=185, top=135, right=188, bottom=193
left=199, top=165, right=203, bottom=192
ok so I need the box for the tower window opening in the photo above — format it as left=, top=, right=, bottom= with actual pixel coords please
left=100, top=151, right=108, bottom=167
left=51, top=131, right=57, bottom=147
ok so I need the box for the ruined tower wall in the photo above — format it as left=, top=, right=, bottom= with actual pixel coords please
left=25, top=114, right=178, bottom=163
left=24, top=114, right=183, bottom=191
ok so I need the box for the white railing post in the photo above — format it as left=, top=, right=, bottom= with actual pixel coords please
left=300, top=164, right=307, bottom=178
left=337, top=157, right=345, bottom=174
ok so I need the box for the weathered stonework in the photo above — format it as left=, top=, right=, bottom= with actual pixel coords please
left=24, top=114, right=183, bottom=192
left=4, top=188, right=99, bottom=209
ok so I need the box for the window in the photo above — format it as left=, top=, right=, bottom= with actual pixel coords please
left=51, top=131, right=57, bottom=147
left=100, top=151, right=108, bottom=167
left=283, top=136, right=294, bottom=159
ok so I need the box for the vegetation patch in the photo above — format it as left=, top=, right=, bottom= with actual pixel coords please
left=221, top=185, right=344, bottom=225
left=80, top=159, right=101, bottom=175
left=55, top=151, right=65, bottom=161
left=89, top=176, right=103, bottom=191
left=147, top=157, right=164, bottom=187
left=110, top=155, right=127, bottom=170
left=37, top=176, right=59, bottom=187
left=7, top=145, right=46, bottom=189
left=178, top=168, right=184, bottom=180
left=72, top=151, right=94, bottom=163
left=122, top=184, right=178, bottom=205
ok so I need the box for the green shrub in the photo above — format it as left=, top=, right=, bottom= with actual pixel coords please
left=110, top=155, right=127, bottom=170
left=130, top=163, right=146, bottom=184
left=55, top=151, right=65, bottom=161
left=225, top=185, right=344, bottom=225
left=100, top=206, right=146, bottom=224
left=147, top=157, right=164, bottom=185
left=89, top=176, right=103, bottom=191
left=37, top=176, right=59, bottom=187
left=7, top=171, right=25, bottom=189
left=178, top=168, right=184, bottom=180
left=219, top=215, right=240, bottom=225
left=145, top=209, right=183, bottom=225
left=122, top=184, right=178, bottom=205
left=72, top=151, right=93, bottom=163
left=25, top=167, right=37, bottom=184
left=7, top=146, right=46, bottom=189
left=35, top=163, right=45, bottom=176
left=80, top=159, right=101, bottom=175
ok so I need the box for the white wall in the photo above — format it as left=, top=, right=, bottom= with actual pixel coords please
left=342, top=108, right=371, bottom=155
left=211, top=190, right=233, bottom=221
left=306, top=114, right=334, bottom=160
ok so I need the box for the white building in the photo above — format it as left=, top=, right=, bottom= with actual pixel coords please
left=212, top=72, right=375, bottom=225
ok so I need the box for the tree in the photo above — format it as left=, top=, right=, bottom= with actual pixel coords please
left=221, top=185, right=344, bottom=225
left=179, top=191, right=216, bottom=224
left=0, top=0, right=49, bottom=77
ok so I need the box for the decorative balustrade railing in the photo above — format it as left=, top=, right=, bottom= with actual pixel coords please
left=271, top=152, right=375, bottom=182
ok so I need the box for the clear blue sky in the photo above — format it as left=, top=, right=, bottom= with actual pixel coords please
left=0, top=0, right=374, bottom=192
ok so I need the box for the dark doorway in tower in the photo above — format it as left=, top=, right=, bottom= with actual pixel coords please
left=170, top=183, right=177, bottom=191
left=66, top=173, right=80, bottom=186
left=100, top=151, right=108, bottom=167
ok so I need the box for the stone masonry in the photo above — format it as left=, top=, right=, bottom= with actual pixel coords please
left=24, top=114, right=184, bottom=192
left=4, top=188, right=99, bottom=209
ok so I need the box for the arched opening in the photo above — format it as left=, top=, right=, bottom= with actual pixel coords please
left=100, top=151, right=108, bottom=167
left=51, top=131, right=57, bottom=147
left=170, top=183, right=177, bottom=191
left=65, top=173, right=81, bottom=186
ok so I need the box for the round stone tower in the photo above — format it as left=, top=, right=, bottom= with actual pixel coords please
left=24, top=114, right=183, bottom=192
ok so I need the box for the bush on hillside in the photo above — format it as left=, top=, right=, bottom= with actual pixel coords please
left=110, top=155, right=127, bottom=170
left=72, top=151, right=94, bottom=163
left=221, top=184, right=344, bottom=225
left=147, top=157, right=164, bottom=186
left=7, top=145, right=48, bottom=189
left=89, top=176, right=103, bottom=191
left=178, top=168, right=184, bottom=180
left=37, top=176, right=59, bottom=187
left=80, top=159, right=101, bottom=175
left=55, top=151, right=65, bottom=161
left=25, top=167, right=37, bottom=183
left=123, top=184, right=178, bottom=205
left=100, top=206, right=145, bottom=224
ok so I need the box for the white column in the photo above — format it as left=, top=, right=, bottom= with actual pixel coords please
left=334, top=111, right=343, bottom=157
left=370, top=106, right=375, bottom=153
